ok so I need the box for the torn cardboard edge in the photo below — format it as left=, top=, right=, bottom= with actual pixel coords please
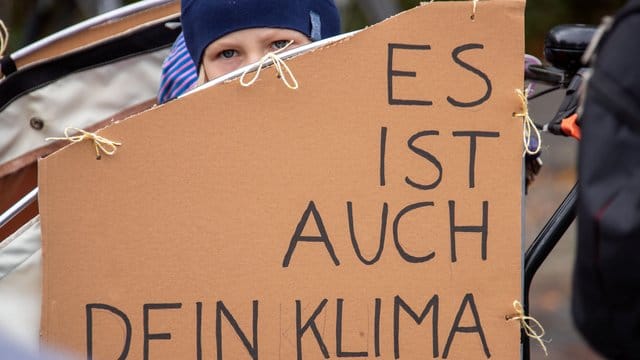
left=179, top=0, right=524, bottom=100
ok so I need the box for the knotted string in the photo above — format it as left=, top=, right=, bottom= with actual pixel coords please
left=506, top=300, right=549, bottom=356
left=0, top=20, right=8, bottom=60
left=514, top=88, right=541, bottom=156
left=240, top=40, right=299, bottom=89
left=471, top=0, right=479, bottom=20
left=46, top=127, right=122, bottom=160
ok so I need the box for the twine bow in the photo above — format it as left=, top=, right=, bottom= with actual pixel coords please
left=514, top=88, right=542, bottom=156
left=506, top=300, right=549, bottom=356
left=240, top=40, right=299, bottom=89
left=46, top=127, right=122, bottom=160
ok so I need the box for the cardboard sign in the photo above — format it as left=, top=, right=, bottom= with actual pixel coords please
left=39, top=1, right=524, bottom=358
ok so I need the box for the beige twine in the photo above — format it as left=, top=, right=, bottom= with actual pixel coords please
left=0, top=20, right=8, bottom=79
left=471, top=0, right=479, bottom=20
left=0, top=20, right=8, bottom=59
left=46, top=127, right=122, bottom=160
left=240, top=40, right=299, bottom=90
left=506, top=300, right=549, bottom=356
left=514, top=88, right=542, bottom=156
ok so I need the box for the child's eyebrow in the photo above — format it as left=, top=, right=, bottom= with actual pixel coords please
left=206, top=39, right=241, bottom=51
left=255, top=28, right=301, bottom=42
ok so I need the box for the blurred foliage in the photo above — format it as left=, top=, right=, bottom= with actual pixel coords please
left=342, top=1, right=369, bottom=33
left=395, top=0, right=626, bottom=57
left=523, top=0, right=625, bottom=56
left=0, top=0, right=629, bottom=59
left=2, top=0, right=85, bottom=50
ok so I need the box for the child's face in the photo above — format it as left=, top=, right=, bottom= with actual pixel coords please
left=200, top=28, right=311, bottom=81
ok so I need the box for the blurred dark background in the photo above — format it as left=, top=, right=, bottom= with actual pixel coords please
left=0, top=1, right=627, bottom=359
left=0, top=0, right=627, bottom=57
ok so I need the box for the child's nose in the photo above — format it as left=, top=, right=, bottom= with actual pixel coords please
left=246, top=50, right=267, bottom=66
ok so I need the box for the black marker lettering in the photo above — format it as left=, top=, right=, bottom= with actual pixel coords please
left=347, top=202, right=388, bottom=265
left=393, top=202, right=436, bottom=263
left=86, top=303, right=131, bottom=360
left=406, top=131, right=443, bottom=190
left=449, top=200, right=489, bottom=262
left=216, top=301, right=259, bottom=360
left=296, top=299, right=330, bottom=360
left=452, top=131, right=500, bottom=188
left=387, top=43, right=432, bottom=106
left=393, top=295, right=439, bottom=359
left=283, top=201, right=340, bottom=267
left=447, top=43, right=492, bottom=108
left=336, top=299, right=368, bottom=357
left=443, top=293, right=490, bottom=358
left=143, top=303, right=182, bottom=360
left=374, top=298, right=382, bottom=357
left=196, top=302, right=202, bottom=360
left=380, top=127, right=387, bottom=187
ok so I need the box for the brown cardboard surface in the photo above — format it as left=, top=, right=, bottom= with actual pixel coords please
left=39, top=1, right=525, bottom=358
left=0, top=99, right=157, bottom=242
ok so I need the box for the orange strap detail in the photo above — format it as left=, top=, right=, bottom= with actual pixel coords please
left=561, top=113, right=581, bottom=140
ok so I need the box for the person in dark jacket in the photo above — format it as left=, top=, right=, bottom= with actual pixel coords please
left=573, top=1, right=640, bottom=358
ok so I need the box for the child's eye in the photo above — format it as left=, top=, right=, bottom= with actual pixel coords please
left=219, top=49, right=237, bottom=59
left=271, top=40, right=290, bottom=50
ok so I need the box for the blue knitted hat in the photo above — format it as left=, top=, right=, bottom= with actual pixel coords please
left=181, top=0, right=341, bottom=66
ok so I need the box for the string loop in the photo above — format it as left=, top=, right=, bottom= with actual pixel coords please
left=240, top=40, right=299, bottom=89
left=514, top=88, right=542, bottom=156
left=46, top=127, right=122, bottom=160
left=0, top=20, right=8, bottom=59
left=506, top=300, right=549, bottom=356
